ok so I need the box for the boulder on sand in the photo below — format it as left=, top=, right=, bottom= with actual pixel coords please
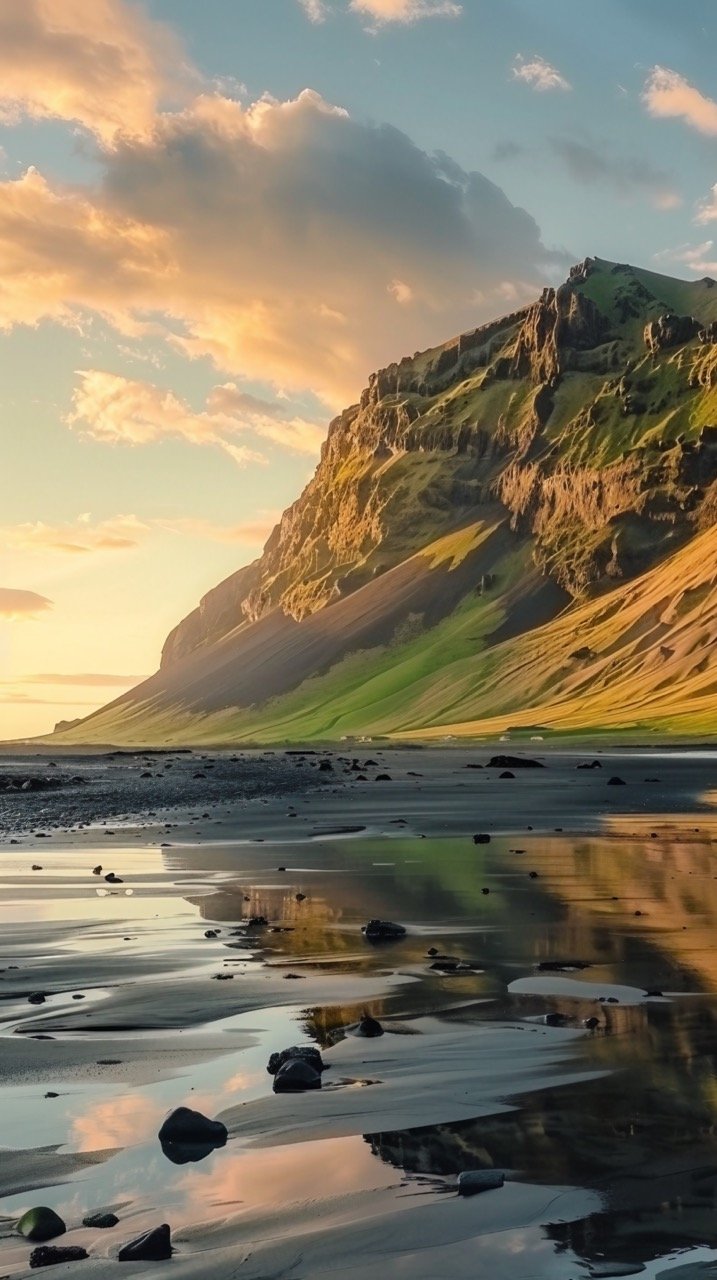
left=488, top=755, right=544, bottom=768
left=457, top=1169, right=505, bottom=1196
left=267, top=1045, right=325, bottom=1076
left=158, top=1107, right=227, bottom=1147
left=18, top=1207, right=66, bottom=1242
left=273, top=1058, right=322, bottom=1092
left=118, top=1224, right=172, bottom=1262
left=362, top=919, right=406, bottom=941
left=29, top=1245, right=88, bottom=1269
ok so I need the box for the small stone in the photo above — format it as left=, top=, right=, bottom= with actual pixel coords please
left=104, top=873, right=123, bottom=883
left=18, top=1207, right=66, bottom=1242
left=607, top=776, right=626, bottom=786
left=92, top=865, right=102, bottom=875
left=375, top=774, right=392, bottom=781
left=457, top=1169, right=505, bottom=1196
left=118, top=1223, right=172, bottom=1262
left=472, top=833, right=491, bottom=844
left=28, top=992, right=47, bottom=1005
left=29, top=1245, right=88, bottom=1269
left=82, top=1211, right=119, bottom=1228
left=584, top=1016, right=600, bottom=1030
left=295, top=892, right=306, bottom=902
left=499, top=770, right=515, bottom=779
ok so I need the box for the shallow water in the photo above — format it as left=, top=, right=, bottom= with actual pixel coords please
left=4, top=823, right=717, bottom=1276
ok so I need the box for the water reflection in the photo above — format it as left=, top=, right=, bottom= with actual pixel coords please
left=7, top=826, right=717, bottom=1276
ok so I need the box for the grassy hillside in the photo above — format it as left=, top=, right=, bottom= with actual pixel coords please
left=47, top=256, right=717, bottom=746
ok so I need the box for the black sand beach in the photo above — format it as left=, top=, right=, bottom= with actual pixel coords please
left=3, top=747, right=717, bottom=1277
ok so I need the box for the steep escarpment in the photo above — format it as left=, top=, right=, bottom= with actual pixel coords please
left=50, top=256, right=717, bottom=744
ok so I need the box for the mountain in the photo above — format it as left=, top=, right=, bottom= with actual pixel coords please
left=53, top=256, right=717, bottom=745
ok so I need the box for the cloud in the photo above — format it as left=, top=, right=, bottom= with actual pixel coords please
left=299, top=0, right=329, bottom=19
left=492, top=140, right=525, bottom=163
left=0, top=88, right=561, bottom=405
left=67, top=370, right=323, bottom=462
left=550, top=137, right=681, bottom=209
left=0, top=690, right=100, bottom=705
left=642, top=65, right=717, bottom=137
left=0, top=513, right=149, bottom=554
left=0, top=588, right=52, bottom=617
left=653, top=241, right=717, bottom=275
left=0, top=511, right=289, bottom=557
left=349, top=0, right=462, bottom=23
left=512, top=54, right=571, bottom=93
left=695, top=185, right=717, bottom=226
left=157, top=513, right=282, bottom=545
left=0, top=0, right=186, bottom=146
left=19, top=673, right=146, bottom=686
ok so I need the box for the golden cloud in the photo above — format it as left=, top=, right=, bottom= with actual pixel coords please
left=0, top=0, right=185, bottom=145
left=0, top=76, right=558, bottom=404
left=0, top=587, right=52, bottom=617
left=643, top=66, right=717, bottom=137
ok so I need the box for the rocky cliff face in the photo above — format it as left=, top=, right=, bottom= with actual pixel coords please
left=161, top=256, right=717, bottom=669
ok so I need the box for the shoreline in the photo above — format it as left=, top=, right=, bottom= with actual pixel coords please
left=3, top=749, right=717, bottom=1277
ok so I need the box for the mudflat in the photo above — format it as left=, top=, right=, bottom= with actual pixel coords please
left=2, top=745, right=717, bottom=1278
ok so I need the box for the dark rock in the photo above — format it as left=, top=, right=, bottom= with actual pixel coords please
left=499, top=771, right=515, bottom=779
left=426, top=947, right=439, bottom=956
left=584, top=1016, right=600, bottom=1029
left=570, top=646, right=597, bottom=661
left=158, top=1106, right=227, bottom=1148
left=30, top=1245, right=88, bottom=1268
left=104, top=873, right=123, bottom=883
left=247, top=915, right=268, bottom=928
left=362, top=918, right=406, bottom=941
left=295, top=892, right=306, bottom=902
left=472, top=833, right=491, bottom=844
left=28, top=992, right=47, bottom=1005
left=487, top=755, right=544, bottom=768
left=607, top=776, right=626, bottom=786
left=545, top=1012, right=568, bottom=1027
left=273, top=1058, right=322, bottom=1092
left=577, top=760, right=602, bottom=769
left=118, top=1224, right=172, bottom=1262
left=18, top=1207, right=66, bottom=1242
left=267, top=1045, right=325, bottom=1076
left=92, top=865, right=102, bottom=875
left=457, top=1169, right=505, bottom=1196
left=204, top=929, right=219, bottom=938
left=528, top=870, right=539, bottom=879
left=375, top=773, right=392, bottom=781
left=82, top=1211, right=119, bottom=1228
left=357, top=1014, right=384, bottom=1037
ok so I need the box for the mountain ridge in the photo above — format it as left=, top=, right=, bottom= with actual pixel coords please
left=49, top=255, right=717, bottom=744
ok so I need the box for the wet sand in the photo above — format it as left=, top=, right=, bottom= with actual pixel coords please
left=3, top=747, right=717, bottom=1276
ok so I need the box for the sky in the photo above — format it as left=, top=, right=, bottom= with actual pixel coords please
left=2, top=0, right=717, bottom=738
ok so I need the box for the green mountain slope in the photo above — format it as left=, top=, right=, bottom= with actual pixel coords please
left=51, top=256, right=717, bottom=745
